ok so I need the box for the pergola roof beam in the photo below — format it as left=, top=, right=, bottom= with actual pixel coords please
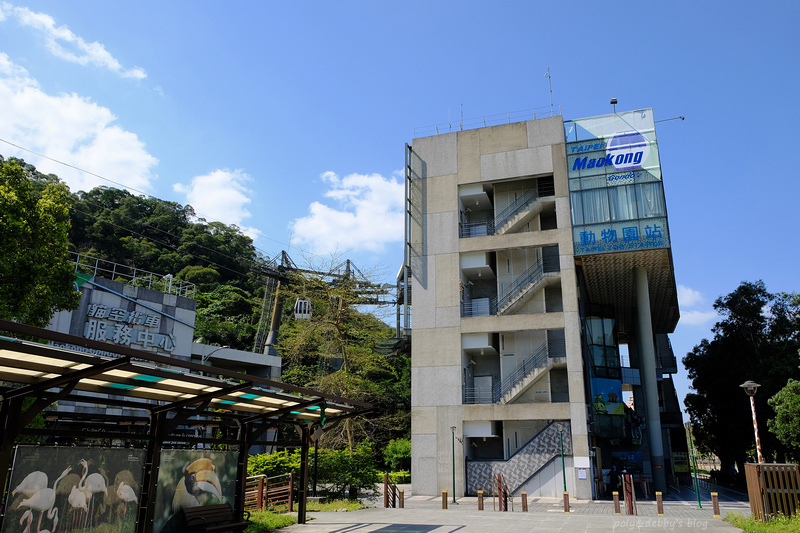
left=1, top=356, right=131, bottom=400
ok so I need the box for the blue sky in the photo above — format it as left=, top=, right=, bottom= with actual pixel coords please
left=1, top=1, right=798, bottom=411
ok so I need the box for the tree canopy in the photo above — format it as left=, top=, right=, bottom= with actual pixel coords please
left=277, top=270, right=410, bottom=455
left=0, top=157, right=79, bottom=326
left=768, top=375, right=800, bottom=458
left=683, top=281, right=800, bottom=473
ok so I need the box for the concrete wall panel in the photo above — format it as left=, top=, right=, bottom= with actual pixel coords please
left=426, top=212, right=458, bottom=255
left=427, top=174, right=458, bottom=214
left=412, top=327, right=461, bottom=367
left=480, top=146, right=553, bottom=182
left=527, top=116, right=567, bottom=149
left=412, top=365, right=462, bottom=406
left=479, top=122, right=528, bottom=155
left=413, top=133, right=457, bottom=178
left=457, top=130, right=481, bottom=184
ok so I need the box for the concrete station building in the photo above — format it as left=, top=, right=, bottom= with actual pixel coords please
left=402, top=108, right=685, bottom=500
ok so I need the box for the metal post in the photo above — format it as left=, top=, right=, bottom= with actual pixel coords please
left=563, top=491, right=570, bottom=513
left=688, top=424, right=703, bottom=509
left=384, top=473, right=389, bottom=508
left=749, top=395, right=764, bottom=463
left=399, top=489, right=404, bottom=508
left=711, top=492, right=721, bottom=518
left=442, top=490, right=448, bottom=509
left=478, top=490, right=484, bottom=510
left=451, top=426, right=457, bottom=503
left=613, top=491, right=621, bottom=515
left=656, top=492, right=664, bottom=516
left=521, top=491, right=528, bottom=512
left=559, top=426, right=567, bottom=493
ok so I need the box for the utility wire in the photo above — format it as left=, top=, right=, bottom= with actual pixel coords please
left=0, top=136, right=302, bottom=260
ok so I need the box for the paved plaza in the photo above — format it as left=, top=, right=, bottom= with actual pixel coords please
left=276, top=485, right=751, bottom=533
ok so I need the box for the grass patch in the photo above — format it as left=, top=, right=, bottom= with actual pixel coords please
left=725, top=511, right=800, bottom=532
left=245, top=511, right=297, bottom=532
left=307, top=499, right=367, bottom=512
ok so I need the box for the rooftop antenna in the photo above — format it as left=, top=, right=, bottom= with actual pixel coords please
left=545, top=67, right=554, bottom=116
left=610, top=98, right=617, bottom=113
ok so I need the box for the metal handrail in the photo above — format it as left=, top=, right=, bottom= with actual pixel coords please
left=496, top=257, right=560, bottom=313
left=68, top=251, right=196, bottom=298
left=460, top=183, right=556, bottom=238
left=494, top=188, right=540, bottom=232
left=461, top=297, right=497, bottom=317
left=459, top=220, right=495, bottom=238
left=492, top=342, right=551, bottom=402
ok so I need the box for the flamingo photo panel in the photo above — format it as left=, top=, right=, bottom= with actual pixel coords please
left=3, top=446, right=145, bottom=533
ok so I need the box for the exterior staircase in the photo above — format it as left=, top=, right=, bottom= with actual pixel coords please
left=496, top=258, right=560, bottom=316
left=500, top=355, right=566, bottom=404
left=493, top=341, right=566, bottom=404
left=466, top=422, right=572, bottom=495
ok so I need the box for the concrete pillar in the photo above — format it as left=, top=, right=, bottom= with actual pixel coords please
left=635, top=267, right=666, bottom=493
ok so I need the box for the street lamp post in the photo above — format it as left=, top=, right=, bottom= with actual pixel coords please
left=687, top=422, right=702, bottom=509
left=557, top=423, right=566, bottom=493
left=450, top=426, right=457, bottom=504
left=740, top=381, right=764, bottom=463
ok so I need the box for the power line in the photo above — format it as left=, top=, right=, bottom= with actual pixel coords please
left=0, top=136, right=303, bottom=260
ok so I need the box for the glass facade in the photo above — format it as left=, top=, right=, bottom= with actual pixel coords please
left=564, top=109, right=671, bottom=256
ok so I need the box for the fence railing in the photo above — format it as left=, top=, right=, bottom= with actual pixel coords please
left=245, top=473, right=294, bottom=512
left=745, top=463, right=800, bottom=521
left=69, top=251, right=196, bottom=298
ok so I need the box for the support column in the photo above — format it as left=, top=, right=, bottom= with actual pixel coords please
left=635, top=267, right=666, bottom=493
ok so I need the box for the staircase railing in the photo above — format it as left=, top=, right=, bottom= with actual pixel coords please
left=464, top=340, right=565, bottom=404
left=493, top=343, right=550, bottom=402
left=494, top=188, right=540, bottom=233
left=467, top=422, right=572, bottom=495
left=459, top=184, right=556, bottom=238
left=496, top=256, right=560, bottom=314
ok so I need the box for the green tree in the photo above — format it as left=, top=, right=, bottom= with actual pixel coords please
left=683, top=281, right=800, bottom=475
left=277, top=269, right=409, bottom=454
left=383, top=438, right=411, bottom=471
left=194, top=284, right=260, bottom=350
left=0, top=157, right=79, bottom=326
left=768, top=376, right=800, bottom=459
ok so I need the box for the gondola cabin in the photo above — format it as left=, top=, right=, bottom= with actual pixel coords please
left=294, top=298, right=312, bottom=320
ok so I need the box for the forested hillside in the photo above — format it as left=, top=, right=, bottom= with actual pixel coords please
left=3, top=155, right=410, bottom=453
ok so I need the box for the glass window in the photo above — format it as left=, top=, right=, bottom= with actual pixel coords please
left=608, top=185, right=637, bottom=221
left=636, top=182, right=666, bottom=218
left=582, top=188, right=610, bottom=224
left=570, top=192, right=583, bottom=225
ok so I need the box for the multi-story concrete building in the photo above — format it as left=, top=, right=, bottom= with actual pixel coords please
left=402, top=109, right=684, bottom=500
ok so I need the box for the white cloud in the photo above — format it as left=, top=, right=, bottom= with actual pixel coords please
left=1, top=3, right=146, bottom=79
left=677, top=285, right=705, bottom=308
left=173, top=169, right=259, bottom=240
left=680, top=310, right=718, bottom=327
left=0, top=53, right=157, bottom=192
left=290, top=171, right=404, bottom=255
left=676, top=284, right=717, bottom=327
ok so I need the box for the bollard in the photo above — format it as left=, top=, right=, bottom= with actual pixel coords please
left=521, top=491, right=528, bottom=512
left=399, top=489, right=404, bottom=509
left=711, top=492, right=720, bottom=518
left=442, top=490, right=448, bottom=509
left=477, top=490, right=484, bottom=511
left=613, top=491, right=621, bottom=515
left=384, top=473, right=389, bottom=508
left=563, top=491, right=569, bottom=513
left=656, top=491, right=664, bottom=516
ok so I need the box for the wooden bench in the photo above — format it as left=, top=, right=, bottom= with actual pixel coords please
left=181, top=504, right=251, bottom=533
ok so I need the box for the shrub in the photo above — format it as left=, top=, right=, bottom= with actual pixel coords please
left=383, top=438, right=411, bottom=471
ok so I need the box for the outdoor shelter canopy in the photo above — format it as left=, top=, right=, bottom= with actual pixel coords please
left=0, top=319, right=371, bottom=530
